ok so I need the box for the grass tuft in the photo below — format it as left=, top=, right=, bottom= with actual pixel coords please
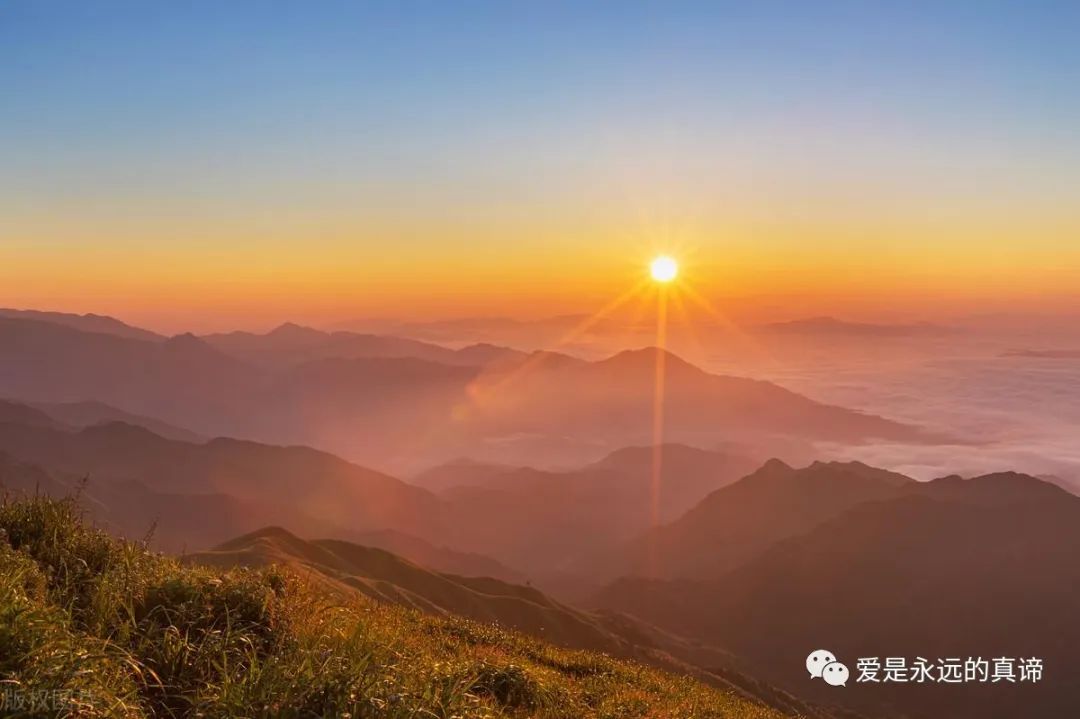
left=0, top=495, right=788, bottom=718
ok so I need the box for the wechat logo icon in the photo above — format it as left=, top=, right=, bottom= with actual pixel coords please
left=807, top=649, right=849, bottom=687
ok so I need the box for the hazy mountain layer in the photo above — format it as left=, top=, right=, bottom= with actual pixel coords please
left=0, top=314, right=929, bottom=471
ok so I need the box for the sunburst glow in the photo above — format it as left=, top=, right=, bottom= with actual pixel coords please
left=650, top=256, right=678, bottom=283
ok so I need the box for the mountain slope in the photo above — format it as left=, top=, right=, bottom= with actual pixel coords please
left=412, top=444, right=764, bottom=582
left=594, top=470, right=1080, bottom=719
left=189, top=525, right=845, bottom=718
left=190, top=526, right=658, bottom=657
left=592, top=459, right=915, bottom=581
left=417, top=443, right=761, bottom=521
left=0, top=399, right=67, bottom=430
left=0, top=494, right=792, bottom=719
left=0, top=420, right=449, bottom=543
left=344, top=527, right=526, bottom=583
left=465, top=347, right=922, bottom=446
left=31, top=400, right=206, bottom=442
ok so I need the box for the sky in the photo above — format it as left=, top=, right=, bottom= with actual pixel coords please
left=2, top=1, right=1079, bottom=332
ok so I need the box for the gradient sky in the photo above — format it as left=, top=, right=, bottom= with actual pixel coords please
left=2, top=1, right=1079, bottom=332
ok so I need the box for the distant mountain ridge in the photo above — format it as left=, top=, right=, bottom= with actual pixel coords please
left=0, top=308, right=165, bottom=342
left=201, top=321, right=526, bottom=369
left=0, top=312, right=931, bottom=470
left=29, top=400, right=206, bottom=443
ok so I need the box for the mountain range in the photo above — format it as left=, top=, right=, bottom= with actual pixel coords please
left=0, top=406, right=771, bottom=586
left=3, top=307, right=1073, bottom=718
left=0, top=312, right=929, bottom=471
left=591, top=463, right=1080, bottom=719
left=201, top=321, right=524, bottom=369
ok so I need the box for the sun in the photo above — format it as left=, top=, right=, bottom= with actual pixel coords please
left=650, top=255, right=678, bottom=283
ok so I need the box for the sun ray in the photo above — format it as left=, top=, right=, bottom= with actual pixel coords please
left=645, top=283, right=671, bottom=577
left=668, top=285, right=710, bottom=368
left=462, top=278, right=650, bottom=410
left=679, top=279, right=778, bottom=365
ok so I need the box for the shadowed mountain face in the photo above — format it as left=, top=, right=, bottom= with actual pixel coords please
left=589, top=459, right=915, bottom=581
left=592, top=468, right=1080, bottom=719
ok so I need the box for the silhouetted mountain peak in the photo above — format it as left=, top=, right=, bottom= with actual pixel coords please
left=164, top=332, right=206, bottom=349
left=803, top=460, right=914, bottom=486
left=594, top=442, right=706, bottom=466
left=454, top=342, right=526, bottom=366
left=597, top=347, right=700, bottom=376
left=759, top=457, right=793, bottom=473
left=216, top=525, right=304, bottom=550
left=526, top=349, right=583, bottom=364
left=162, top=333, right=251, bottom=370
left=268, top=322, right=325, bottom=340
left=923, top=470, right=1071, bottom=505
left=736, top=458, right=794, bottom=483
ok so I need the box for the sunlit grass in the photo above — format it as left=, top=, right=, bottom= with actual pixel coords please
left=0, top=494, right=788, bottom=718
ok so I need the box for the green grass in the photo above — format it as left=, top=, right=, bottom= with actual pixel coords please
left=0, top=495, right=789, bottom=718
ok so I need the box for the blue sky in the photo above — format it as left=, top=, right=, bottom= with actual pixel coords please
left=4, top=1, right=1076, bottom=198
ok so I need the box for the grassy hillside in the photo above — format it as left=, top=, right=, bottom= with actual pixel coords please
left=0, top=495, right=789, bottom=718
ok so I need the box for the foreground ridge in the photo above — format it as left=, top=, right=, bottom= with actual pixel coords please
left=0, top=495, right=789, bottom=719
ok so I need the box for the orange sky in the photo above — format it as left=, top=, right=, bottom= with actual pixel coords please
left=4, top=217, right=1079, bottom=334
